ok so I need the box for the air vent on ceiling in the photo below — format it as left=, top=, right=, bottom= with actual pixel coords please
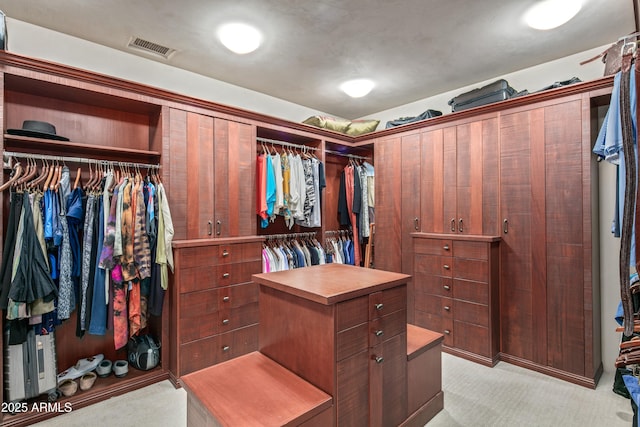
left=127, top=37, right=176, bottom=59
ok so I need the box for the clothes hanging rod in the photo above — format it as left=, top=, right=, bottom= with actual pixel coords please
left=257, top=137, right=319, bottom=151
left=3, top=151, right=161, bottom=170
left=264, top=231, right=317, bottom=240
left=324, top=149, right=370, bottom=160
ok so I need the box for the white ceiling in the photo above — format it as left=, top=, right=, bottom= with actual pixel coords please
left=0, top=0, right=634, bottom=119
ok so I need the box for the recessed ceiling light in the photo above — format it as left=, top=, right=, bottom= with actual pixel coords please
left=524, top=0, right=582, bottom=30
left=217, top=22, right=262, bottom=54
left=340, top=79, right=375, bottom=98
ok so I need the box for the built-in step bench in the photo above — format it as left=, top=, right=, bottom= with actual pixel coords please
left=180, top=351, right=333, bottom=426
left=402, top=324, right=445, bottom=427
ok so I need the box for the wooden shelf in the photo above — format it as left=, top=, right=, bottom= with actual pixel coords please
left=3, top=134, right=161, bottom=165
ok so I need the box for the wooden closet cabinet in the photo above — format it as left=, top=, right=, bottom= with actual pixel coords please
left=169, top=237, right=263, bottom=381
left=168, top=109, right=255, bottom=240
left=422, top=116, right=499, bottom=236
left=499, top=93, right=601, bottom=387
left=0, top=53, right=168, bottom=426
left=253, top=264, right=410, bottom=427
left=412, top=234, right=500, bottom=366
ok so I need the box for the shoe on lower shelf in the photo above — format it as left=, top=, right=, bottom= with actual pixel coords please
left=57, top=354, right=104, bottom=383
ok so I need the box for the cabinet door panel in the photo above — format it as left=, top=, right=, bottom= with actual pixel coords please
left=453, top=321, right=489, bottom=357
left=374, top=136, right=402, bottom=272
left=421, top=129, right=445, bottom=233
left=452, top=258, right=488, bottom=282
left=214, top=118, right=254, bottom=237
left=453, top=279, right=488, bottom=305
left=443, top=126, right=458, bottom=233
left=337, top=349, right=369, bottom=426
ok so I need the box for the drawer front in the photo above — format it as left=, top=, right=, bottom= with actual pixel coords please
left=415, top=254, right=453, bottom=277
left=414, top=238, right=452, bottom=256
left=370, top=309, right=406, bottom=347
left=454, top=299, right=488, bottom=328
left=215, top=261, right=262, bottom=288
left=369, top=285, right=407, bottom=320
left=216, top=324, right=260, bottom=364
left=414, top=292, right=443, bottom=317
left=215, top=242, right=262, bottom=264
left=337, top=322, right=369, bottom=361
left=414, top=274, right=452, bottom=297
left=453, top=320, right=489, bottom=356
left=453, top=241, right=488, bottom=260
left=452, top=258, right=488, bottom=282
left=218, top=302, right=260, bottom=333
left=179, top=324, right=259, bottom=376
left=453, top=279, right=488, bottom=305
left=180, top=260, right=261, bottom=293
left=177, top=242, right=261, bottom=269
left=180, top=288, right=219, bottom=317
left=415, top=310, right=453, bottom=347
left=219, top=282, right=259, bottom=309
left=337, top=296, right=369, bottom=331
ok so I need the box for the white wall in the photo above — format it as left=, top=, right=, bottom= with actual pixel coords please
left=366, top=45, right=609, bottom=125
left=4, top=18, right=622, bottom=378
left=4, top=18, right=331, bottom=123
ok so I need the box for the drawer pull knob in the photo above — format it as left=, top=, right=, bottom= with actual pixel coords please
left=222, top=296, right=230, bottom=302
left=443, top=244, right=450, bottom=251
left=443, top=264, right=450, bottom=270
left=373, top=356, right=384, bottom=364
left=443, top=285, right=450, bottom=291
left=444, top=329, right=451, bottom=335
left=444, top=306, right=450, bottom=311
left=222, top=345, right=230, bottom=352
left=222, top=250, right=229, bottom=257
left=374, top=303, right=384, bottom=311
left=222, top=319, right=230, bottom=325
left=375, top=330, right=384, bottom=337
left=223, top=273, right=230, bottom=278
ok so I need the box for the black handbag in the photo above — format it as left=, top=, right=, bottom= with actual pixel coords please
left=385, top=109, right=442, bottom=129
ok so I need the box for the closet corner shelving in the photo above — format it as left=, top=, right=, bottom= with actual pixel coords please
left=0, top=53, right=169, bottom=427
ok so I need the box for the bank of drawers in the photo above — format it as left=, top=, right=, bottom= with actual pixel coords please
left=412, top=235, right=499, bottom=365
left=172, top=239, right=262, bottom=377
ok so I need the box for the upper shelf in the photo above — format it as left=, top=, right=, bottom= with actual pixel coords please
left=3, top=134, right=161, bottom=164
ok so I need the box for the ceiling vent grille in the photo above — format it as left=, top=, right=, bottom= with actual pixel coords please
left=127, top=37, right=176, bottom=59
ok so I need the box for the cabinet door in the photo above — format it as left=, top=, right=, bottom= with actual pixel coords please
left=499, top=108, right=539, bottom=363
left=374, top=135, right=402, bottom=273
left=369, top=333, right=407, bottom=427
left=180, top=110, right=215, bottom=239
left=440, top=119, right=499, bottom=235
left=500, top=99, right=587, bottom=375
left=213, top=118, right=255, bottom=237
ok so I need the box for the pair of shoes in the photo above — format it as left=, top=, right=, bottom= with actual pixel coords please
left=97, top=359, right=128, bottom=378
left=58, top=379, right=78, bottom=397
left=57, top=354, right=104, bottom=383
left=79, top=372, right=97, bottom=391
left=113, top=360, right=129, bottom=378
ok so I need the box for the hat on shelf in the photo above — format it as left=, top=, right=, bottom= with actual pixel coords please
left=6, top=120, right=69, bottom=141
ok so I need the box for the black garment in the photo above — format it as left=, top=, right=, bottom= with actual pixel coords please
left=9, top=195, right=58, bottom=304
left=0, top=191, right=22, bottom=309
left=337, top=171, right=349, bottom=225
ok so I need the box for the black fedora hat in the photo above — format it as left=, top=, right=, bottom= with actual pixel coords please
left=7, top=120, right=69, bottom=141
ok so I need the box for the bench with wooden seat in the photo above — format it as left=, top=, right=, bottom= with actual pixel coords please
left=180, top=351, right=333, bottom=427
left=402, top=324, right=445, bottom=427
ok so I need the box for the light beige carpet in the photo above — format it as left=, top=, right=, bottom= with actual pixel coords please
left=31, top=353, right=633, bottom=427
